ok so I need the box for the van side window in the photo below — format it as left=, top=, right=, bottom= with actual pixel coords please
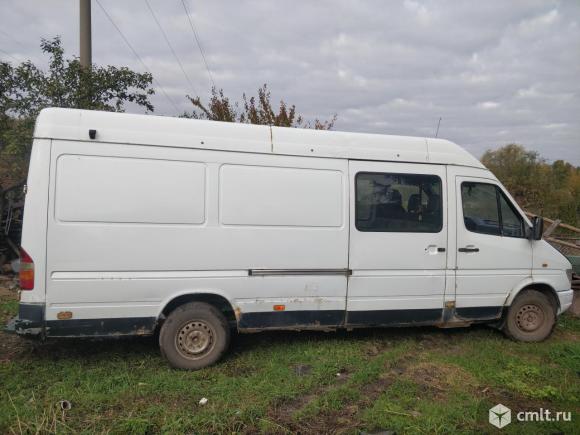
left=355, top=172, right=442, bottom=232
left=461, top=182, right=524, bottom=238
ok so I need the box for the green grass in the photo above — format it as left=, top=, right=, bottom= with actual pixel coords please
left=1, top=293, right=579, bottom=434
left=1, top=298, right=18, bottom=317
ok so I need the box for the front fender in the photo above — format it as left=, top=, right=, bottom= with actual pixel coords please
left=503, top=276, right=536, bottom=306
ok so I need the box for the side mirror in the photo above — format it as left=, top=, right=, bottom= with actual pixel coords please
left=531, top=216, right=543, bottom=240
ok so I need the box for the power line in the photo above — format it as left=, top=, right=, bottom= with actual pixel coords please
left=181, top=0, right=215, bottom=89
left=0, top=48, right=18, bottom=63
left=95, top=0, right=180, bottom=113
left=0, top=29, right=27, bottom=50
left=144, top=0, right=198, bottom=97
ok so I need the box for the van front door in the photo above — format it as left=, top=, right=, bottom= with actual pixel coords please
left=347, top=161, right=448, bottom=326
left=452, top=173, right=532, bottom=320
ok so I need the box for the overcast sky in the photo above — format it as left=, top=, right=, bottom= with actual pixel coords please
left=1, top=0, right=579, bottom=164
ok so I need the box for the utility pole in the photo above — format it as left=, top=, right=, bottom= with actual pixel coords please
left=80, top=0, right=92, bottom=69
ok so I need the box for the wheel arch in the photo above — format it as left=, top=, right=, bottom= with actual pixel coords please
left=505, top=281, right=559, bottom=311
left=158, top=291, right=238, bottom=328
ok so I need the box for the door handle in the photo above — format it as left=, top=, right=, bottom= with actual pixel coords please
left=425, top=245, right=446, bottom=254
left=458, top=247, right=479, bottom=253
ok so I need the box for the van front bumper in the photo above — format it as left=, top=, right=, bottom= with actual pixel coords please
left=557, top=289, right=574, bottom=314
left=5, top=303, right=44, bottom=336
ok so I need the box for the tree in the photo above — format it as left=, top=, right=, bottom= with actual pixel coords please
left=482, top=144, right=580, bottom=226
left=184, top=84, right=336, bottom=130
left=0, top=37, right=155, bottom=186
left=481, top=144, right=545, bottom=209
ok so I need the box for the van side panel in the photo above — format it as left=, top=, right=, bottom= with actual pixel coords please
left=19, top=139, right=51, bottom=305
left=220, top=165, right=343, bottom=227
left=15, top=139, right=52, bottom=334
left=45, top=140, right=348, bottom=335
left=55, top=155, right=206, bottom=224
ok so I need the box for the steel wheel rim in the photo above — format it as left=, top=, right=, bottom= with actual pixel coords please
left=515, top=304, right=544, bottom=332
left=175, top=320, right=215, bottom=360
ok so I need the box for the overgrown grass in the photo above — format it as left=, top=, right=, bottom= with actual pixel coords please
left=1, top=293, right=579, bottom=434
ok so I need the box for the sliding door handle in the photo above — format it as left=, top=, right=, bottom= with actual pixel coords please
left=458, top=247, right=479, bottom=253
left=426, top=245, right=446, bottom=254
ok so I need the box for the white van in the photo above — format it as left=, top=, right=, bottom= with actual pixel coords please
left=9, top=108, right=573, bottom=369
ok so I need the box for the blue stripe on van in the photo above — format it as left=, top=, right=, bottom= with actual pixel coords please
left=346, top=309, right=443, bottom=326
left=46, top=317, right=157, bottom=337
left=238, top=310, right=344, bottom=329
left=26, top=306, right=502, bottom=337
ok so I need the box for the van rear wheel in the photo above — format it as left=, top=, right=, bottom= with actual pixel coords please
left=160, top=302, right=230, bottom=369
left=503, top=290, right=556, bottom=342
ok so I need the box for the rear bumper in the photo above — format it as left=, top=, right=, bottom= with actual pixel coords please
left=5, top=303, right=44, bottom=336
left=557, top=289, right=574, bottom=314
left=6, top=302, right=158, bottom=337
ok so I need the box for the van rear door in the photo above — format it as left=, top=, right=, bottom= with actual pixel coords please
left=347, top=161, right=448, bottom=325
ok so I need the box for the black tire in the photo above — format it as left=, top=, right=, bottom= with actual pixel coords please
left=503, top=290, right=556, bottom=342
left=159, top=302, right=230, bottom=370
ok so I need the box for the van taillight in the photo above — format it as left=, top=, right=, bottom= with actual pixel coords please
left=19, top=248, right=34, bottom=290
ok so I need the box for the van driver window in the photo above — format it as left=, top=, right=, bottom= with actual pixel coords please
left=355, top=172, right=442, bottom=232
left=461, top=182, right=524, bottom=238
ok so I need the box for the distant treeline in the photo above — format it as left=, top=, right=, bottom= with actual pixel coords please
left=482, top=144, right=580, bottom=227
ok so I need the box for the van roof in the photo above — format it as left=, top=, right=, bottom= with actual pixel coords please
left=34, top=108, right=485, bottom=168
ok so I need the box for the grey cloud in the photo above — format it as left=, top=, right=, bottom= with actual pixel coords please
left=1, top=0, right=578, bottom=163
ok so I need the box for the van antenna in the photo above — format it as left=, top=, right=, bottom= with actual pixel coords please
left=435, top=117, right=442, bottom=138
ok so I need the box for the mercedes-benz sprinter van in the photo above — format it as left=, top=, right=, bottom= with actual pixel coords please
left=8, top=108, right=573, bottom=369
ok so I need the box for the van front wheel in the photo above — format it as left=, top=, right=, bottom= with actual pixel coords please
left=503, top=290, right=556, bottom=342
left=159, top=302, right=230, bottom=369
